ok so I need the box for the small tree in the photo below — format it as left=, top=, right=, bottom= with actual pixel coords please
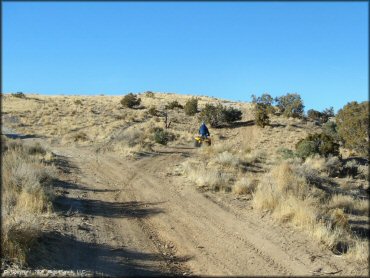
left=336, top=101, right=369, bottom=156
left=275, top=93, right=304, bottom=118
left=251, top=93, right=275, bottom=114
left=252, top=94, right=274, bottom=127
left=121, top=93, right=141, bottom=108
left=184, top=97, right=198, bottom=116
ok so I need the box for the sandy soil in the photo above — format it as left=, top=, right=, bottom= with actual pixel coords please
left=16, top=135, right=364, bottom=276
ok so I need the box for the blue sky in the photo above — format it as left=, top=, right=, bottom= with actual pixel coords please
left=3, top=1, right=368, bottom=112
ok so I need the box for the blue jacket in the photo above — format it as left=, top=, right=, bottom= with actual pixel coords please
left=199, top=123, right=210, bottom=137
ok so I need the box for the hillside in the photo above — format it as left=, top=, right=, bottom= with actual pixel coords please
left=1, top=92, right=368, bottom=276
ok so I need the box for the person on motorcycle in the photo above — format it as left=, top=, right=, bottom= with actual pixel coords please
left=199, top=121, right=210, bottom=138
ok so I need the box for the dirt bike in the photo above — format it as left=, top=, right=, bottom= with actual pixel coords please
left=194, top=135, right=211, bottom=147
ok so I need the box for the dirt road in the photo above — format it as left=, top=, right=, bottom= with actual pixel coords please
left=20, top=138, right=363, bottom=277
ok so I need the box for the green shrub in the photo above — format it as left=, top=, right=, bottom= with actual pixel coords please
left=148, top=106, right=159, bottom=116
left=166, top=100, right=183, bottom=110
left=27, top=142, right=46, bottom=156
left=277, top=148, right=296, bottom=160
left=307, top=109, right=322, bottom=122
left=295, top=133, right=339, bottom=159
left=12, top=92, right=26, bottom=99
left=275, top=93, right=304, bottom=118
left=199, top=104, right=242, bottom=128
left=74, top=99, right=83, bottom=106
left=254, top=103, right=270, bottom=127
left=322, top=121, right=340, bottom=141
left=307, top=107, right=334, bottom=124
left=152, top=128, right=175, bottom=145
left=121, top=93, right=141, bottom=108
left=336, top=101, right=369, bottom=156
left=184, top=98, right=198, bottom=116
left=145, top=91, right=155, bottom=98
left=223, top=106, right=242, bottom=123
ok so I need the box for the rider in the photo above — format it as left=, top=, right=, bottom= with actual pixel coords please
left=199, top=121, right=210, bottom=138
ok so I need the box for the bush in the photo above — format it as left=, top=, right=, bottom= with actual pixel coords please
left=325, top=156, right=342, bottom=177
left=121, top=93, right=141, bottom=108
left=166, top=100, right=183, bottom=110
left=295, top=133, right=339, bottom=159
left=336, top=101, right=369, bottom=156
left=199, top=104, right=242, bottom=128
left=148, top=106, right=159, bottom=117
left=322, top=121, right=340, bottom=142
left=184, top=98, right=198, bottom=116
left=277, top=148, right=296, bottom=160
left=307, top=109, right=322, bottom=122
left=12, top=92, right=26, bottom=99
left=254, top=103, right=270, bottom=127
left=27, top=142, right=46, bottom=156
left=223, top=106, right=243, bottom=123
left=145, top=91, right=155, bottom=98
left=152, top=128, right=175, bottom=145
left=307, top=107, right=334, bottom=124
left=275, top=93, right=304, bottom=118
left=74, top=99, right=83, bottom=106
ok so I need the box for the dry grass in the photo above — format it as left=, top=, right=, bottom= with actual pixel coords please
left=252, top=161, right=368, bottom=261
left=329, top=195, right=369, bottom=215
left=233, top=176, right=258, bottom=195
left=2, top=138, right=56, bottom=266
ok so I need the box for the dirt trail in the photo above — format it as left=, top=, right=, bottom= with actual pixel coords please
left=25, top=137, right=361, bottom=277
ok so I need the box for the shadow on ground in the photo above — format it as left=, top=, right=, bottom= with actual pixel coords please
left=29, top=231, right=189, bottom=276
left=54, top=195, right=164, bottom=219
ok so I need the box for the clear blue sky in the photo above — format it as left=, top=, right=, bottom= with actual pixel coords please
left=3, top=1, right=368, bottom=112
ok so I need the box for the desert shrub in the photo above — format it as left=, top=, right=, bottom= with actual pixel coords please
left=233, top=177, right=258, bottom=195
left=12, top=92, right=26, bottom=99
left=148, top=106, right=159, bottom=116
left=277, top=147, right=295, bottom=160
left=307, top=109, right=322, bottom=122
left=307, top=107, right=334, bottom=124
left=295, top=133, right=339, bottom=159
left=224, top=106, right=242, bottom=123
left=27, top=142, right=46, bottom=156
left=166, top=100, right=183, bottom=110
left=74, top=99, right=83, bottom=106
left=121, top=93, right=141, bottom=108
left=324, top=156, right=342, bottom=177
left=254, top=103, right=270, bottom=127
left=322, top=107, right=335, bottom=121
left=152, top=127, right=175, bottom=145
left=342, top=160, right=359, bottom=178
left=357, top=165, right=369, bottom=181
left=322, top=121, right=340, bottom=141
left=336, top=101, right=369, bottom=155
left=200, top=104, right=242, bottom=127
left=72, top=131, right=88, bottom=142
left=275, top=93, right=304, bottom=118
left=184, top=97, right=198, bottom=116
left=145, top=91, right=155, bottom=98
